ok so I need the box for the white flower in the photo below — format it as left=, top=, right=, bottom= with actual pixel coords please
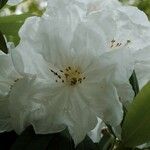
left=11, top=4, right=137, bottom=144
left=0, top=45, right=42, bottom=133
left=7, top=0, right=23, bottom=5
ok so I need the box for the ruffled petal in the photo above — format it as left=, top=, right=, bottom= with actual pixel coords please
left=79, top=80, right=123, bottom=126
left=9, top=76, right=52, bottom=134
left=88, top=118, right=105, bottom=143
left=0, top=52, right=20, bottom=96
left=30, top=84, right=69, bottom=134
left=98, top=49, right=134, bottom=84
left=71, top=17, right=107, bottom=55
left=15, top=42, right=50, bottom=79
left=115, top=82, right=134, bottom=106
left=134, top=46, right=150, bottom=88
left=63, top=87, right=97, bottom=146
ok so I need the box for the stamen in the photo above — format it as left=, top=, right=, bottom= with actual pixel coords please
left=49, top=66, right=86, bottom=86
left=58, top=75, right=61, bottom=79
left=83, top=77, right=86, bottom=80
left=50, top=69, right=54, bottom=73
left=110, top=39, right=131, bottom=49
left=111, top=39, right=115, bottom=43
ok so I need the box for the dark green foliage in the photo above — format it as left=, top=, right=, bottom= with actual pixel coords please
left=0, top=0, right=8, bottom=9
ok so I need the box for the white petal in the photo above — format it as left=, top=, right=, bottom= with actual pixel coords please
left=134, top=46, right=150, bottom=88
left=79, top=80, right=123, bottom=126
left=98, top=49, right=134, bottom=84
left=15, top=42, right=50, bottom=79
left=117, top=6, right=150, bottom=27
left=9, top=76, right=51, bottom=133
left=19, top=16, right=41, bottom=41
left=135, top=64, right=150, bottom=89
left=115, top=82, right=134, bottom=106
left=71, top=18, right=107, bottom=55
left=10, top=48, right=25, bottom=75
left=88, top=118, right=105, bottom=143
left=30, top=84, right=69, bottom=134
left=63, top=87, right=97, bottom=146
left=113, top=6, right=150, bottom=51
left=0, top=52, right=20, bottom=96
left=76, top=0, right=121, bottom=14
left=18, top=15, right=77, bottom=70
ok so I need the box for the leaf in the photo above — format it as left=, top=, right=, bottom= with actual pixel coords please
left=0, top=0, right=8, bottom=9
left=122, top=82, right=150, bottom=147
left=0, top=31, right=8, bottom=53
left=0, top=14, right=32, bottom=45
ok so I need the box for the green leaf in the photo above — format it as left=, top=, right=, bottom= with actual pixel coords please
left=122, top=82, right=150, bottom=147
left=0, top=14, right=33, bottom=45
left=0, top=31, right=8, bottom=54
left=0, top=0, right=8, bottom=9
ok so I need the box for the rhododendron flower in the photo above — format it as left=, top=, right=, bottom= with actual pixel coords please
left=1, top=0, right=149, bottom=146
left=10, top=1, right=137, bottom=144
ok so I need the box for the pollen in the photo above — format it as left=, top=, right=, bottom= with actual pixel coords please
left=49, top=66, right=86, bottom=86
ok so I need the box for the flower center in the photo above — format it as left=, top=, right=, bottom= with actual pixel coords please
left=50, top=66, right=86, bottom=86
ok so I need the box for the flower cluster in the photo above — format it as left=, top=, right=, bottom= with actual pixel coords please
left=0, top=0, right=150, bottom=146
